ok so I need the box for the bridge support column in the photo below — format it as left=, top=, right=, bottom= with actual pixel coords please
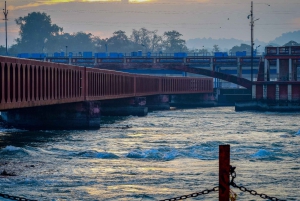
left=170, top=93, right=216, bottom=108
left=276, top=84, right=280, bottom=101
left=263, top=85, right=267, bottom=100
left=146, top=95, right=170, bottom=111
left=237, top=58, right=242, bottom=78
left=1, top=102, right=101, bottom=130
left=100, top=97, right=148, bottom=117
left=264, top=59, right=268, bottom=81
left=289, top=59, right=292, bottom=81
left=252, top=85, right=256, bottom=100
left=210, top=58, right=214, bottom=71
left=276, top=59, right=280, bottom=81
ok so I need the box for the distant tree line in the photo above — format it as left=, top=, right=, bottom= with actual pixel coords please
left=0, top=12, right=298, bottom=56
left=2, top=12, right=189, bottom=56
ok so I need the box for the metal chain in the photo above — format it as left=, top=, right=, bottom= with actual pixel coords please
left=159, top=186, right=219, bottom=201
left=229, top=166, right=286, bottom=201
left=0, top=193, right=37, bottom=201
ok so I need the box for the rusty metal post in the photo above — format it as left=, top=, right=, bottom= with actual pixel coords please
left=219, top=145, right=230, bottom=201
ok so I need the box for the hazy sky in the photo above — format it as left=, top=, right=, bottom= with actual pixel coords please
left=1, top=0, right=300, bottom=46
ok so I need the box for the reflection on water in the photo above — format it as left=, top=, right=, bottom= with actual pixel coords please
left=0, top=107, right=299, bottom=200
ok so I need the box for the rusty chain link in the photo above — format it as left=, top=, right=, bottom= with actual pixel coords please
left=229, top=166, right=286, bottom=201
left=0, top=193, right=37, bottom=201
left=0, top=165, right=287, bottom=201
left=159, top=186, right=219, bottom=201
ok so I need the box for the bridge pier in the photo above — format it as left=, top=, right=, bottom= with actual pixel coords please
left=237, top=82, right=300, bottom=111
left=1, top=102, right=101, bottom=130
left=100, top=97, right=148, bottom=117
left=170, top=93, right=216, bottom=108
left=146, top=95, right=170, bottom=111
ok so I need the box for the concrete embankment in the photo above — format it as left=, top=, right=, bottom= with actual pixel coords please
left=235, top=101, right=300, bottom=112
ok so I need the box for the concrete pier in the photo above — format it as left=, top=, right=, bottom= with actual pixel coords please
left=146, top=95, right=170, bottom=111
left=170, top=94, right=216, bottom=108
left=1, top=102, right=101, bottom=130
left=100, top=97, right=148, bottom=117
left=101, top=106, right=148, bottom=117
left=235, top=100, right=300, bottom=112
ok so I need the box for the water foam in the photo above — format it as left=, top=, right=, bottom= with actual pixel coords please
left=79, top=150, right=119, bottom=159
left=252, top=149, right=273, bottom=158
left=126, top=148, right=178, bottom=161
left=2, top=145, right=21, bottom=152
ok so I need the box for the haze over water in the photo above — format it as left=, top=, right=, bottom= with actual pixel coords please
left=0, top=107, right=299, bottom=200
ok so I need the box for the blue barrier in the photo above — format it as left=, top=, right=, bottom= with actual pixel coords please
left=174, top=52, right=187, bottom=58
left=236, top=51, right=247, bottom=57
left=131, top=52, right=137, bottom=57
left=83, top=52, right=92, bottom=58
left=214, top=52, right=228, bottom=57
left=95, top=52, right=107, bottom=58
left=17, top=53, right=30, bottom=58
left=137, top=50, right=142, bottom=57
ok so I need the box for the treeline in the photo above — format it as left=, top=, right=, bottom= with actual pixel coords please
left=1, top=12, right=297, bottom=56
left=1, top=12, right=189, bottom=55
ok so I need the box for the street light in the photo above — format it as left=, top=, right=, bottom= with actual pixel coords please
left=249, top=1, right=269, bottom=82
left=66, top=46, right=68, bottom=57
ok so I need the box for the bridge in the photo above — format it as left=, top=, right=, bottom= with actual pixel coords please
left=95, top=62, right=254, bottom=89
left=19, top=53, right=262, bottom=88
left=1, top=46, right=300, bottom=129
left=0, top=56, right=213, bottom=129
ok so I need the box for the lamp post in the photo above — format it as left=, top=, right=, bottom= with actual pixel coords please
left=249, top=2, right=267, bottom=82
left=105, top=44, right=108, bottom=53
left=3, top=1, right=8, bottom=55
left=66, top=46, right=68, bottom=57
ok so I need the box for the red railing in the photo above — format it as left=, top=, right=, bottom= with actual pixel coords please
left=0, top=56, right=213, bottom=110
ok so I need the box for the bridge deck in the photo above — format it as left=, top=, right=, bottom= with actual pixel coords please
left=0, top=56, right=213, bottom=111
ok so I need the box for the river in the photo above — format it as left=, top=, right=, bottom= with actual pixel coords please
left=0, top=107, right=299, bottom=200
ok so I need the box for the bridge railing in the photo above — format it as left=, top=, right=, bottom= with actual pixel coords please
left=85, top=68, right=136, bottom=101
left=0, top=56, right=213, bottom=110
left=0, top=57, right=84, bottom=110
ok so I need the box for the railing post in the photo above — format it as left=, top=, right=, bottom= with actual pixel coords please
left=219, top=145, right=230, bottom=201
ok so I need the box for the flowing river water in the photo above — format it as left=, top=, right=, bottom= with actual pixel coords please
left=0, top=107, right=299, bottom=201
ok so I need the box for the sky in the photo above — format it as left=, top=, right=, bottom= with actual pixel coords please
left=0, top=0, right=300, bottom=47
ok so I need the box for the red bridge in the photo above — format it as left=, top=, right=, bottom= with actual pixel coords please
left=0, top=56, right=213, bottom=129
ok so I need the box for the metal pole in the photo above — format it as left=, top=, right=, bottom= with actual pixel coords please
left=219, top=145, right=230, bottom=201
left=251, top=1, right=253, bottom=82
left=3, top=1, right=8, bottom=55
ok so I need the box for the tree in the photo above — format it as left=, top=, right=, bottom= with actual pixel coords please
left=45, top=32, right=97, bottom=54
left=0, top=45, right=6, bottom=55
left=284, top=40, right=299, bottom=46
left=130, top=28, right=163, bottom=52
left=212, top=44, right=220, bottom=52
left=163, top=30, right=187, bottom=52
left=106, top=30, right=133, bottom=52
left=15, top=12, right=62, bottom=53
left=229, top=43, right=251, bottom=54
